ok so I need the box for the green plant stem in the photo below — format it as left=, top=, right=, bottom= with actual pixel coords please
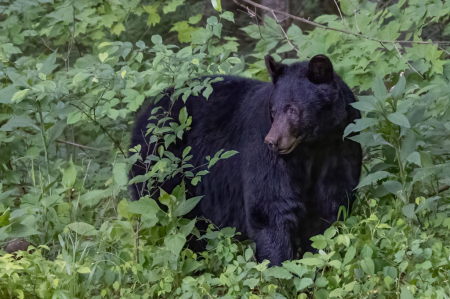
left=38, top=102, right=51, bottom=187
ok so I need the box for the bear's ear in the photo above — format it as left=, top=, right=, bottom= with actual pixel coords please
left=307, top=54, right=334, bottom=84
left=265, top=55, right=284, bottom=84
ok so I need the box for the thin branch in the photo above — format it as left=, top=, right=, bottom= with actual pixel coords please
left=55, top=140, right=108, bottom=152
left=69, top=103, right=126, bottom=157
left=393, top=43, right=423, bottom=78
left=354, top=9, right=361, bottom=33
left=435, top=185, right=450, bottom=195
left=238, top=0, right=450, bottom=45
left=270, top=11, right=307, bottom=59
left=333, top=0, right=350, bottom=32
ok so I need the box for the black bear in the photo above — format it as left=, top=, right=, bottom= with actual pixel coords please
left=130, top=54, right=362, bottom=266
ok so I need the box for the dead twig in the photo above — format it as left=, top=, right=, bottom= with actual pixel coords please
left=393, top=43, right=423, bottom=78
left=270, top=11, right=307, bottom=60
left=55, top=140, right=108, bottom=152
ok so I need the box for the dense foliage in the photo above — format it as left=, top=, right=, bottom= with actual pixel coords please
left=1, top=0, right=450, bottom=298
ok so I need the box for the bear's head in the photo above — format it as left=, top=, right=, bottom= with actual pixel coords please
left=264, top=54, right=354, bottom=154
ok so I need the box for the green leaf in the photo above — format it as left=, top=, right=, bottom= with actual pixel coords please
left=402, top=204, right=416, bottom=219
left=179, top=218, right=196, bottom=236
left=162, top=0, right=184, bottom=14
left=220, top=11, right=234, bottom=22
left=211, top=0, right=222, bottom=12
left=79, top=190, right=110, bottom=207
left=361, top=245, right=373, bottom=259
left=329, top=260, right=342, bottom=269
left=400, top=286, right=414, bottom=299
left=151, top=35, right=162, bottom=45
left=314, top=289, right=329, bottom=299
left=329, top=288, right=344, bottom=297
left=188, top=14, right=202, bottom=24
left=383, top=266, right=398, bottom=280
left=182, top=146, right=191, bottom=158
left=324, top=227, right=336, bottom=239
left=113, top=163, right=128, bottom=186
left=296, top=278, right=313, bottom=290
left=391, top=75, right=406, bottom=99
left=0, top=85, right=17, bottom=104
left=383, top=181, right=403, bottom=195
left=11, top=89, right=29, bottom=103
left=350, top=101, right=377, bottom=112
left=264, top=267, right=293, bottom=279
left=387, top=112, right=411, bottom=128
left=373, top=77, right=388, bottom=100
left=135, top=52, right=143, bottom=63
left=361, top=258, right=375, bottom=276
left=220, top=150, right=238, bottom=159
left=128, top=197, right=160, bottom=216
left=98, top=42, right=113, bottom=49
left=0, top=210, right=10, bottom=227
left=299, top=258, right=324, bottom=267
left=77, top=267, right=91, bottom=274
left=73, top=72, right=91, bottom=85
left=99, top=52, right=108, bottom=62
left=173, top=196, right=203, bottom=217
left=47, top=120, right=66, bottom=145
left=179, top=107, right=188, bottom=124
left=343, top=246, right=356, bottom=265
left=111, top=22, right=125, bottom=36
left=67, top=110, right=82, bottom=125
left=245, top=247, right=253, bottom=261
left=356, top=171, right=390, bottom=189
left=0, top=115, right=39, bottom=131
left=2, top=43, right=21, bottom=55
left=39, top=51, right=58, bottom=75
left=243, top=278, right=259, bottom=289
left=343, top=118, right=378, bottom=138
left=165, top=233, right=186, bottom=257
left=406, top=151, right=421, bottom=167
left=67, top=222, right=97, bottom=236
left=117, top=198, right=133, bottom=220
left=203, top=85, right=213, bottom=99
left=310, top=235, right=327, bottom=249
left=143, top=5, right=161, bottom=26
left=62, top=158, right=77, bottom=188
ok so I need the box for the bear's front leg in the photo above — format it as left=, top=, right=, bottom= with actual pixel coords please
left=248, top=203, right=297, bottom=266
left=252, top=227, right=294, bottom=266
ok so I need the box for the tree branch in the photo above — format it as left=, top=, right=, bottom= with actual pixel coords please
left=69, top=103, right=126, bottom=157
left=237, top=0, right=450, bottom=45
left=55, top=140, right=108, bottom=152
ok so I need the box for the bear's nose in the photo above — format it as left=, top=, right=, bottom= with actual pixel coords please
left=264, top=139, right=278, bottom=151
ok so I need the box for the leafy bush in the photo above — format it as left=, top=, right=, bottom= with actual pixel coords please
left=0, top=0, right=450, bottom=298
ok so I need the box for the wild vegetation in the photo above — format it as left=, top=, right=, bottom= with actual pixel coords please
left=0, top=0, right=450, bottom=298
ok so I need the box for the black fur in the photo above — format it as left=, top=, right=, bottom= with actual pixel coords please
left=130, top=55, right=362, bottom=266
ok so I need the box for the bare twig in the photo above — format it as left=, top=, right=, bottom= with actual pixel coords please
left=436, top=185, right=450, bottom=195
left=393, top=43, right=423, bottom=78
left=270, top=11, right=307, bottom=59
left=333, top=0, right=350, bottom=32
left=354, top=10, right=361, bottom=33
left=237, top=0, right=450, bottom=45
left=55, top=140, right=108, bottom=152
left=69, top=103, right=126, bottom=157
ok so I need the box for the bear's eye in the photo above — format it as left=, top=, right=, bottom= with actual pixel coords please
left=288, top=108, right=297, bottom=115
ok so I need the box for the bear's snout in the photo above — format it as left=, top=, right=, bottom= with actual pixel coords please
left=264, top=137, right=278, bottom=152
